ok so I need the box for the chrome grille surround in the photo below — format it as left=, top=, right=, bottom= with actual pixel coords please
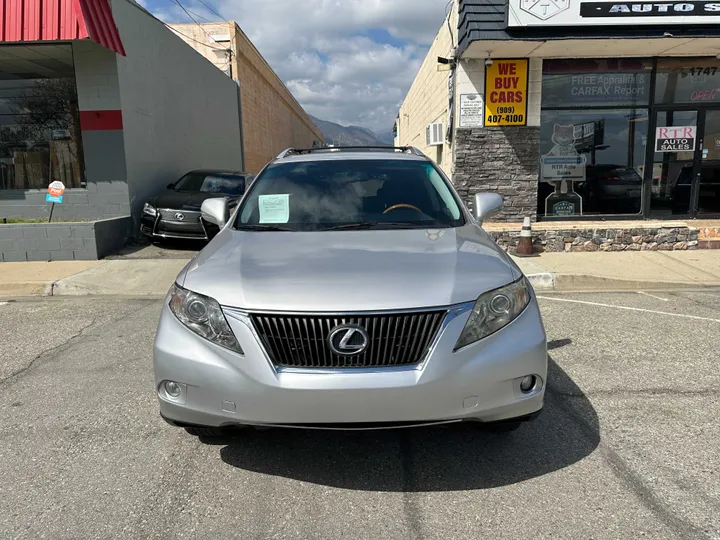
left=250, top=309, right=449, bottom=369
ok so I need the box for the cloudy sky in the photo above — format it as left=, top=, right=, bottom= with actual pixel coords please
left=142, top=0, right=451, bottom=137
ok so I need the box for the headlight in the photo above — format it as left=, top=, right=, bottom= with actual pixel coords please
left=169, top=284, right=243, bottom=354
left=143, top=202, right=157, bottom=216
left=454, top=278, right=531, bottom=350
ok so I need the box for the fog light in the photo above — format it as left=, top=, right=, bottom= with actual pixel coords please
left=520, top=375, right=536, bottom=393
left=165, top=381, right=182, bottom=398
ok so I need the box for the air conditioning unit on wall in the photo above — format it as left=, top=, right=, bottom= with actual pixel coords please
left=426, top=122, right=444, bottom=146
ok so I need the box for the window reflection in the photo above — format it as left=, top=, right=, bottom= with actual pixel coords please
left=538, top=109, right=648, bottom=216
left=655, top=58, right=720, bottom=105
left=0, top=45, right=83, bottom=190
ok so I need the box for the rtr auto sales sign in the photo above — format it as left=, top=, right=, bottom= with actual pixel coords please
left=509, top=0, right=720, bottom=26
left=484, top=59, right=529, bottom=127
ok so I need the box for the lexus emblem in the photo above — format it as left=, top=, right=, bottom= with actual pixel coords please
left=328, top=324, right=369, bottom=356
left=174, top=212, right=185, bottom=221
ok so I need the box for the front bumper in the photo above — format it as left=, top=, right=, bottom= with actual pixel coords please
left=140, top=213, right=218, bottom=240
left=153, top=298, right=548, bottom=428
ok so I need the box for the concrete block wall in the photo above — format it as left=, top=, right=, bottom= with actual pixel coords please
left=395, top=6, right=457, bottom=177
left=232, top=24, right=323, bottom=172
left=168, top=21, right=323, bottom=174
left=0, top=216, right=131, bottom=262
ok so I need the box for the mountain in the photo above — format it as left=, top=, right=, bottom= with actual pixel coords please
left=309, top=116, right=394, bottom=147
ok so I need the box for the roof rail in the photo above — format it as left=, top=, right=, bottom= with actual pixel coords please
left=276, top=148, right=297, bottom=159
left=276, top=146, right=427, bottom=158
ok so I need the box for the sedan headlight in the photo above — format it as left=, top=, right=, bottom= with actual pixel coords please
left=454, top=278, right=531, bottom=350
left=169, top=284, right=243, bottom=354
left=143, top=202, right=157, bottom=216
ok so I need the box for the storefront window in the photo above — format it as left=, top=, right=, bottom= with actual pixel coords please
left=655, top=58, right=720, bottom=105
left=542, top=59, right=652, bottom=109
left=539, top=59, right=651, bottom=217
left=0, top=45, right=84, bottom=190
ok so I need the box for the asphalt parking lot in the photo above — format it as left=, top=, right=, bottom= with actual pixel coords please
left=1, top=291, right=719, bottom=539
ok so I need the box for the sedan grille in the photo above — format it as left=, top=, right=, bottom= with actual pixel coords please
left=251, top=310, right=447, bottom=368
left=159, top=209, right=201, bottom=222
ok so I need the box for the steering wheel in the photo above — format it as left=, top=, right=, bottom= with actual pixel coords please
left=383, top=203, right=423, bottom=215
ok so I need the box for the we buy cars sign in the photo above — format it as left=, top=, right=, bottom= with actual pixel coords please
left=484, top=59, right=528, bottom=127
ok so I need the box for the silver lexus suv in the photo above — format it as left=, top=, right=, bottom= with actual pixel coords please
left=153, top=147, right=547, bottom=436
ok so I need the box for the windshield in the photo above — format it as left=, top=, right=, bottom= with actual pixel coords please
left=174, top=172, right=246, bottom=195
left=235, top=159, right=465, bottom=231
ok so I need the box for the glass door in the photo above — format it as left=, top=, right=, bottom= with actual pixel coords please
left=650, top=110, right=699, bottom=216
left=698, top=109, right=720, bottom=215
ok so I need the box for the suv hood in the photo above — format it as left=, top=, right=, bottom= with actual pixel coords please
left=179, top=225, right=520, bottom=312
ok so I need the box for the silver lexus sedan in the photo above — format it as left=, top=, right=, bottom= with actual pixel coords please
left=153, top=146, right=547, bottom=436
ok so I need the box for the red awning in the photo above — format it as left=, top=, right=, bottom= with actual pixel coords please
left=0, top=0, right=125, bottom=55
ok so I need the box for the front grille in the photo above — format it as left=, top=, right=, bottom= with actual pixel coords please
left=251, top=310, right=447, bottom=368
left=159, top=209, right=201, bottom=222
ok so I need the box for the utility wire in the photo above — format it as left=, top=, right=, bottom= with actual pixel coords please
left=193, top=0, right=227, bottom=22
left=183, top=6, right=215, bottom=23
left=169, top=0, right=227, bottom=49
left=445, top=0, right=455, bottom=50
left=167, top=24, right=229, bottom=52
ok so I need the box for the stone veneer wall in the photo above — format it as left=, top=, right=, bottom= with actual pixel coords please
left=490, top=226, right=700, bottom=252
left=453, top=127, right=541, bottom=222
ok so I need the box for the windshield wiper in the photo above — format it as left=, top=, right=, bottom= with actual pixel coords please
left=236, top=224, right=292, bottom=232
left=324, top=222, right=428, bottom=231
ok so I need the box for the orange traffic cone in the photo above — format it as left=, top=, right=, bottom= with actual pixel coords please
left=515, top=217, right=534, bottom=257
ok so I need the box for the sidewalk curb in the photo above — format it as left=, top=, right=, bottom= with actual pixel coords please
left=0, top=282, right=55, bottom=297
left=526, top=273, right=556, bottom=291
left=4, top=265, right=720, bottom=298
left=526, top=272, right=720, bottom=292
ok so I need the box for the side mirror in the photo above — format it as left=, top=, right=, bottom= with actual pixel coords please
left=201, top=198, right=230, bottom=228
left=167, top=182, right=175, bottom=189
left=473, top=193, right=503, bottom=224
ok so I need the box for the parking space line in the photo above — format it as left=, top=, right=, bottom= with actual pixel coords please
left=637, top=291, right=669, bottom=302
left=537, top=296, right=720, bottom=323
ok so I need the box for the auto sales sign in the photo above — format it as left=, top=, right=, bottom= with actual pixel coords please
left=508, top=0, right=720, bottom=26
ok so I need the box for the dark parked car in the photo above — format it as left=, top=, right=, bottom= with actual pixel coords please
left=141, top=170, right=252, bottom=241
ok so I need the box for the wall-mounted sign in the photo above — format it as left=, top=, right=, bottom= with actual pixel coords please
left=655, top=126, right=696, bottom=152
left=542, top=156, right=587, bottom=182
left=484, top=59, right=528, bottom=126
left=508, top=0, right=720, bottom=27
left=459, top=94, right=484, bottom=128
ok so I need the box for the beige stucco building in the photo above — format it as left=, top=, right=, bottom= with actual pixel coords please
left=394, top=7, right=457, bottom=178
left=169, top=22, right=323, bottom=173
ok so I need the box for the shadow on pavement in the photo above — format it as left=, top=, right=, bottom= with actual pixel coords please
left=206, top=354, right=599, bottom=492
left=106, top=238, right=204, bottom=259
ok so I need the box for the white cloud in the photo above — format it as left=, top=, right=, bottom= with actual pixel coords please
left=152, top=0, right=450, bottom=134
